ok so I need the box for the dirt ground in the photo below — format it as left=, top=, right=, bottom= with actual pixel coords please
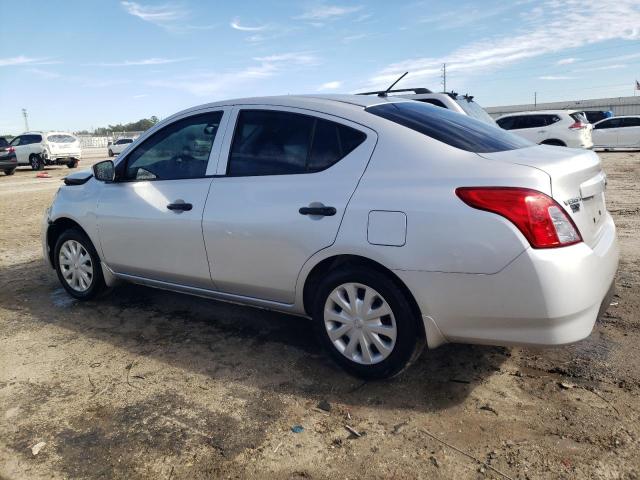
left=0, top=152, right=638, bottom=480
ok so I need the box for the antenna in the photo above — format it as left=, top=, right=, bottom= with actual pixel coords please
left=379, top=71, right=408, bottom=97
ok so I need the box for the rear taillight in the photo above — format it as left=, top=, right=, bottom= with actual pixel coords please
left=456, top=187, right=582, bottom=249
left=569, top=121, right=588, bottom=130
left=7, top=147, right=15, bottom=153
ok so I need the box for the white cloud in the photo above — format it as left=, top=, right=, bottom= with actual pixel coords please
left=296, top=4, right=362, bottom=21
left=26, top=68, right=61, bottom=79
left=556, top=57, right=577, bottom=65
left=0, top=56, right=53, bottom=67
left=539, top=75, right=574, bottom=80
left=362, top=0, right=640, bottom=91
left=418, top=2, right=522, bottom=30
left=149, top=52, right=319, bottom=96
left=133, top=94, right=149, bottom=98
left=87, top=57, right=192, bottom=67
left=121, top=1, right=213, bottom=31
left=318, top=80, right=342, bottom=90
left=230, top=18, right=267, bottom=31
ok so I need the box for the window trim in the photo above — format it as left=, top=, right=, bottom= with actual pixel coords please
left=113, top=107, right=230, bottom=182
left=221, top=106, right=369, bottom=178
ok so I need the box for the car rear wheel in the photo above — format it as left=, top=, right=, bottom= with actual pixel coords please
left=30, top=154, right=44, bottom=171
left=108, top=149, right=114, bottom=157
left=313, top=267, right=424, bottom=379
left=54, top=229, right=106, bottom=300
left=4, top=168, right=15, bottom=175
left=67, top=159, right=79, bottom=168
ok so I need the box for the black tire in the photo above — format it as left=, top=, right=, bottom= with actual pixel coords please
left=30, top=154, right=44, bottom=171
left=108, top=149, right=114, bottom=157
left=54, top=228, right=106, bottom=300
left=67, top=159, right=79, bottom=168
left=4, top=168, right=15, bottom=175
left=540, top=139, right=566, bottom=147
left=312, top=266, right=424, bottom=380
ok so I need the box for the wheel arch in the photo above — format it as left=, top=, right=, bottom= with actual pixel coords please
left=46, top=217, right=91, bottom=266
left=301, top=254, right=425, bottom=339
left=540, top=139, right=566, bottom=146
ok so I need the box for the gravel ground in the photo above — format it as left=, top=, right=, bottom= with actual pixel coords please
left=0, top=152, right=638, bottom=480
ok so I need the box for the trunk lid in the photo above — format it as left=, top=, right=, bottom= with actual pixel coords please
left=477, top=145, right=608, bottom=248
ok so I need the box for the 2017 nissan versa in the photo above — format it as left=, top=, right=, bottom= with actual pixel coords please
left=43, top=95, right=619, bottom=379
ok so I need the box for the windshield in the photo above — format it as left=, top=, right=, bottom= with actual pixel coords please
left=366, top=101, right=532, bottom=153
left=47, top=134, right=76, bottom=143
left=454, top=98, right=496, bottom=125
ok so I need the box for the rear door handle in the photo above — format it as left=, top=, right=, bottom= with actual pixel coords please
left=167, top=202, right=193, bottom=212
left=299, top=206, right=336, bottom=216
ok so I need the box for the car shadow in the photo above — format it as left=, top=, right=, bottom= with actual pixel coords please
left=1, top=259, right=508, bottom=413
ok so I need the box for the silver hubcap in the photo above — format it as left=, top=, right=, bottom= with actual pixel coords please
left=59, top=240, right=93, bottom=292
left=324, top=282, right=397, bottom=365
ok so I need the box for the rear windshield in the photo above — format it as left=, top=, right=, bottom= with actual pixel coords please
left=47, top=134, right=76, bottom=143
left=570, top=112, right=589, bottom=124
left=0, top=138, right=8, bottom=147
left=454, top=98, right=496, bottom=125
left=366, top=101, right=532, bottom=153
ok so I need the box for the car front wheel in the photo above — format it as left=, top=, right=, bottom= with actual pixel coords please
left=54, top=229, right=106, bottom=300
left=4, top=168, right=15, bottom=175
left=313, top=267, right=424, bottom=379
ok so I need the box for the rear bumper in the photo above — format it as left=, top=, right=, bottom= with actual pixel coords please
left=0, top=154, right=17, bottom=169
left=396, top=214, right=619, bottom=348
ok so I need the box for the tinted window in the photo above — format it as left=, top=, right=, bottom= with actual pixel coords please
left=621, top=117, right=640, bottom=127
left=47, top=134, right=76, bottom=143
left=418, top=99, right=447, bottom=108
left=366, top=102, right=531, bottom=153
left=584, top=111, right=606, bottom=123
left=516, top=115, right=547, bottom=129
left=124, top=112, right=222, bottom=181
left=496, top=116, right=517, bottom=130
left=117, top=139, right=133, bottom=145
left=594, top=118, right=622, bottom=129
left=9, top=136, right=22, bottom=146
left=228, top=110, right=366, bottom=176
left=0, top=138, right=8, bottom=148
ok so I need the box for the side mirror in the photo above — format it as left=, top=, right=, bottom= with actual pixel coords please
left=93, top=160, right=115, bottom=182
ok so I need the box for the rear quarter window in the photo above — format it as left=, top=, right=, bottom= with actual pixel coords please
left=367, top=102, right=531, bottom=153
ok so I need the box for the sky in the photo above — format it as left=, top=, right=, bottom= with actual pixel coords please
left=1, top=0, right=639, bottom=134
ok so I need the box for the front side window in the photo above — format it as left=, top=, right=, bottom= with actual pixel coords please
left=367, top=102, right=531, bottom=153
left=227, top=110, right=366, bottom=176
left=123, top=111, right=222, bottom=181
left=621, top=117, right=640, bottom=127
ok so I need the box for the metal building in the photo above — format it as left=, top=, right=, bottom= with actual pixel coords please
left=486, top=95, right=640, bottom=118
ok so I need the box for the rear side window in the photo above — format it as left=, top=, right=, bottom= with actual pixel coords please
left=367, top=102, right=531, bottom=153
left=516, top=115, right=547, bottom=129
left=594, top=118, right=622, bottom=129
left=47, top=134, right=76, bottom=143
left=496, top=116, right=518, bottom=130
left=228, top=110, right=366, bottom=176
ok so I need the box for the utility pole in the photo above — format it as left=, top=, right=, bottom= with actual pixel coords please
left=22, top=109, right=29, bottom=131
left=441, top=63, right=447, bottom=92
left=534, top=92, right=537, bottom=109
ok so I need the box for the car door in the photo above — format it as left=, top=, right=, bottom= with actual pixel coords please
left=8, top=136, right=26, bottom=164
left=96, top=108, right=229, bottom=289
left=617, top=117, right=640, bottom=147
left=202, top=106, right=377, bottom=304
left=592, top=118, right=622, bottom=147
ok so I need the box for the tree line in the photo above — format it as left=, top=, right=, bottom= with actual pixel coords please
left=75, top=116, right=159, bottom=135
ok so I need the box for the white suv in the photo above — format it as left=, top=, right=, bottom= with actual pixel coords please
left=43, top=95, right=618, bottom=379
left=9, top=131, right=81, bottom=170
left=108, top=138, right=135, bottom=157
left=359, top=88, right=497, bottom=125
left=495, top=110, right=593, bottom=149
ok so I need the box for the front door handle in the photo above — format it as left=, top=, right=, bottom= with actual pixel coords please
left=167, top=202, right=193, bottom=212
left=299, top=206, right=336, bottom=216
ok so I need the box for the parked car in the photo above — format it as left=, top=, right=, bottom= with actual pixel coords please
left=108, top=138, right=134, bottom=157
left=592, top=116, right=640, bottom=150
left=358, top=87, right=497, bottom=125
left=9, top=131, right=81, bottom=170
left=495, top=110, right=593, bottom=148
left=582, top=110, right=613, bottom=124
left=43, top=95, right=618, bottom=379
left=0, top=137, right=17, bottom=175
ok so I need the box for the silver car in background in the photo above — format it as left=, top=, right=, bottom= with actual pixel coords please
left=42, top=95, right=618, bottom=378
